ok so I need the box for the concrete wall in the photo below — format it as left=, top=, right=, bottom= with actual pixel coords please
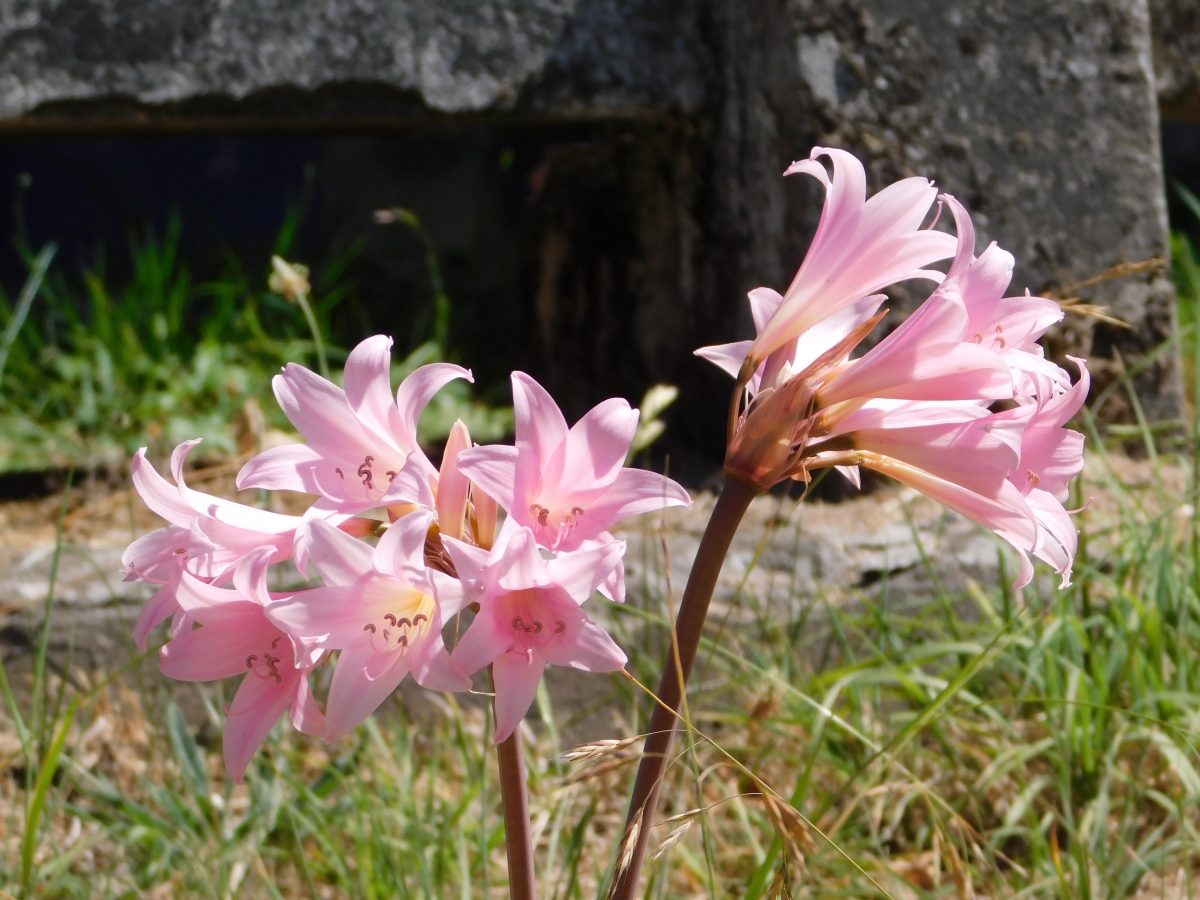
left=0, top=0, right=1184, bottom=463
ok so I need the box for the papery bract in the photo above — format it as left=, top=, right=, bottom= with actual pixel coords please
left=444, top=527, right=627, bottom=743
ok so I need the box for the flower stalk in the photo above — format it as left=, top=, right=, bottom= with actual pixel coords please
left=607, top=475, right=757, bottom=900
left=495, top=714, right=538, bottom=900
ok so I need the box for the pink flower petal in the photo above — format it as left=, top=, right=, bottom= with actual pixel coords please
left=374, top=509, right=433, bottom=582
left=122, top=525, right=191, bottom=583
left=492, top=649, right=546, bottom=744
left=159, top=613, right=268, bottom=681
left=540, top=614, right=627, bottom=673
left=344, top=336, right=405, bottom=442
left=396, top=363, right=473, bottom=456
left=456, top=445, right=518, bottom=512
left=290, top=672, right=326, bottom=736
left=264, top=581, right=404, bottom=648
left=545, top=539, right=626, bottom=604
left=134, top=578, right=182, bottom=650
left=325, top=643, right=410, bottom=740
left=437, top=420, right=473, bottom=540
left=224, top=669, right=300, bottom=782
left=131, top=448, right=195, bottom=524
left=861, top=454, right=1037, bottom=587
left=449, top=606, right=511, bottom=677
left=511, top=371, right=568, bottom=502
left=235, top=443, right=326, bottom=493
left=694, top=341, right=754, bottom=380
left=306, top=518, right=376, bottom=587
left=274, top=364, right=383, bottom=459
left=547, top=397, right=639, bottom=505
left=566, top=468, right=692, bottom=546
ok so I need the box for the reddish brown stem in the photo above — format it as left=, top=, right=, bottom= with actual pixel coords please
left=607, top=476, right=757, bottom=900
left=495, top=706, right=538, bottom=900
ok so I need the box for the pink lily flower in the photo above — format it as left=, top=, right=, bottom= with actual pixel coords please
left=443, top=527, right=627, bottom=744
left=998, top=358, right=1090, bottom=586
left=944, top=194, right=1068, bottom=399
left=263, top=512, right=470, bottom=740
left=122, top=440, right=372, bottom=650
left=457, top=372, right=690, bottom=602
left=158, top=548, right=325, bottom=781
left=236, top=335, right=471, bottom=515
left=746, top=146, right=957, bottom=370
left=814, top=195, right=1016, bottom=408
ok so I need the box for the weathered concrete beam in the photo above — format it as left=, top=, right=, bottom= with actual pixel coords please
left=0, top=0, right=1181, bottom=455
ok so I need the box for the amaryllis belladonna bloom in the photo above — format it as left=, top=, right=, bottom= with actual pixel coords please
left=236, top=335, right=470, bottom=516
left=264, top=513, right=469, bottom=740
left=698, top=159, right=1086, bottom=586
left=743, top=146, right=957, bottom=372
left=123, top=439, right=372, bottom=649
left=158, top=548, right=325, bottom=781
left=443, top=527, right=627, bottom=743
left=457, top=372, right=690, bottom=602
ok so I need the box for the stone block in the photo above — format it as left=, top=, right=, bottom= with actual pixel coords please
left=0, top=0, right=1180, bottom=465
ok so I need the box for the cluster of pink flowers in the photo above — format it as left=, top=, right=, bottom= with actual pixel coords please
left=123, top=145, right=1086, bottom=784
left=699, top=147, right=1086, bottom=590
left=123, top=341, right=690, bottom=779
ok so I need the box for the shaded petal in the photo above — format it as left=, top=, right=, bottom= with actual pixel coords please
left=545, top=539, right=626, bottom=604
left=492, top=649, right=545, bottom=744
left=541, top=615, right=627, bottom=673
left=450, top=607, right=510, bottom=677
left=305, top=518, right=376, bottom=586
left=748, top=287, right=784, bottom=334
left=695, top=341, right=753, bottom=380
left=440, top=537, right=491, bottom=599
left=134, top=578, right=182, bottom=650
left=290, top=672, right=326, bottom=736
left=430, top=569, right=469, bottom=620
left=493, top=527, right=550, bottom=591
left=457, top=445, right=518, bottom=512
left=375, top=509, right=433, bottom=582
left=511, top=371, right=567, bottom=502
left=159, top=614, right=270, bottom=681
left=325, top=643, right=410, bottom=740
left=224, top=671, right=297, bottom=782
left=411, top=639, right=472, bottom=692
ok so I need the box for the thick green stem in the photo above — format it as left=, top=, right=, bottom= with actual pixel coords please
left=495, top=695, right=537, bottom=899
left=608, top=477, right=757, bottom=900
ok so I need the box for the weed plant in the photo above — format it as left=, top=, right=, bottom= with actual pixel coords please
left=4, top=224, right=1200, bottom=899
left=0, top=209, right=511, bottom=475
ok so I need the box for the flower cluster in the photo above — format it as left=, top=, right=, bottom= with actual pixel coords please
left=124, top=146, right=1087, bottom=788
left=698, top=146, right=1086, bottom=588
left=123, top=338, right=690, bottom=778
